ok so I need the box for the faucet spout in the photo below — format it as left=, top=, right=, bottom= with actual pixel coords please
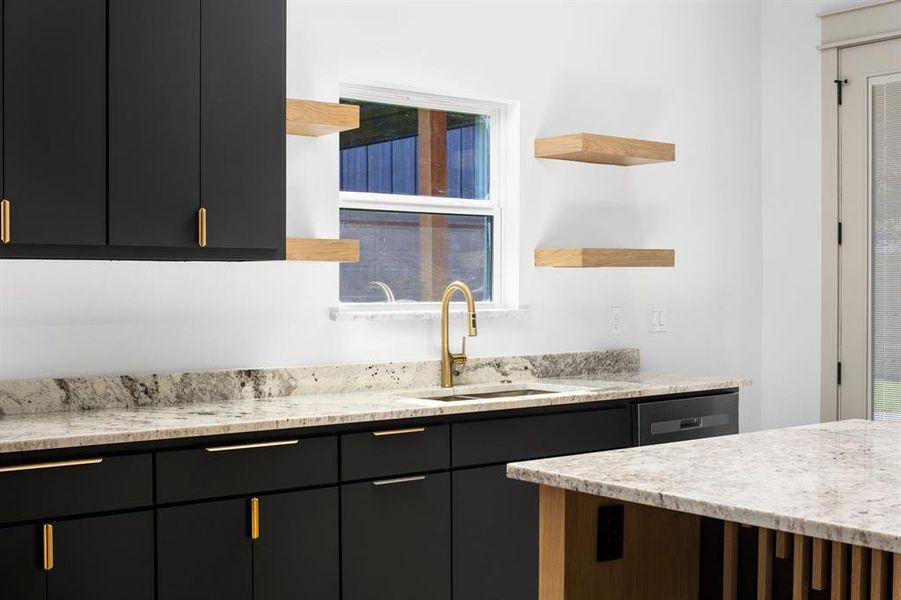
left=440, top=281, right=478, bottom=388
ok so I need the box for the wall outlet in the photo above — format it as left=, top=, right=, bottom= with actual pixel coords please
left=648, top=305, right=668, bottom=333
left=608, top=306, right=624, bottom=336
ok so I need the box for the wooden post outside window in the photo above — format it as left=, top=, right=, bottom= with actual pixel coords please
left=418, top=108, right=449, bottom=301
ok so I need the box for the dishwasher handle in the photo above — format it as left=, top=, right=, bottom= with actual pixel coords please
left=679, top=417, right=703, bottom=431
left=648, top=413, right=730, bottom=437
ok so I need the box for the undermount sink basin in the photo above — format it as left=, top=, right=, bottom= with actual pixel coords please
left=402, top=382, right=590, bottom=404
left=420, top=388, right=559, bottom=402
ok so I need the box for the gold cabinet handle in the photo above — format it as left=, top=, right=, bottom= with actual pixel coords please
left=43, top=524, right=53, bottom=571
left=204, top=439, right=298, bottom=453
left=372, top=427, right=426, bottom=437
left=1, top=199, right=9, bottom=244
left=198, top=207, right=207, bottom=248
left=0, top=457, right=102, bottom=474
left=250, top=497, right=260, bottom=540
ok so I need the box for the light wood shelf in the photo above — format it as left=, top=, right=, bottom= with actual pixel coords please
left=285, top=238, right=360, bottom=262
left=286, top=99, right=359, bottom=137
left=534, top=248, right=675, bottom=268
left=534, top=133, right=675, bottom=166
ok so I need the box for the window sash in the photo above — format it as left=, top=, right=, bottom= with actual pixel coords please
left=337, top=84, right=512, bottom=309
left=339, top=191, right=498, bottom=216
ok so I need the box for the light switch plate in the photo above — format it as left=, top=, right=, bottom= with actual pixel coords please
left=648, top=304, right=668, bottom=333
left=608, top=306, right=623, bottom=336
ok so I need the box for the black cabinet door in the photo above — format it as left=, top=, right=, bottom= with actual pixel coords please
left=453, top=465, right=538, bottom=600
left=0, top=524, right=45, bottom=600
left=200, top=0, right=285, bottom=250
left=253, top=488, right=339, bottom=600
left=3, top=0, right=106, bottom=246
left=157, top=498, right=253, bottom=600
left=342, top=473, right=451, bottom=600
left=49, top=511, right=154, bottom=600
left=108, top=0, right=199, bottom=247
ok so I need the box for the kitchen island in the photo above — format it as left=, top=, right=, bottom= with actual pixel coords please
left=508, top=419, right=901, bottom=600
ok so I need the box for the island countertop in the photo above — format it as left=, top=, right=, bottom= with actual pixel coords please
left=0, top=372, right=746, bottom=454
left=508, top=418, right=901, bottom=554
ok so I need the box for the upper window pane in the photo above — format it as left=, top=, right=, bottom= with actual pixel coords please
left=339, top=99, right=489, bottom=200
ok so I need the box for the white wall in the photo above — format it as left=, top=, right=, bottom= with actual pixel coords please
left=0, top=1, right=764, bottom=430
left=758, top=0, right=872, bottom=429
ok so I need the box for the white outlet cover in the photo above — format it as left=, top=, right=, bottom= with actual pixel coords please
left=608, top=306, right=623, bottom=336
left=648, top=305, right=668, bottom=333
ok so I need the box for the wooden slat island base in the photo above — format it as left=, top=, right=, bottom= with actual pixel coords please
left=538, top=485, right=901, bottom=600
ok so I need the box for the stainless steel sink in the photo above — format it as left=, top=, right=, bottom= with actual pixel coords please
left=401, top=382, right=591, bottom=404
left=420, top=388, right=558, bottom=402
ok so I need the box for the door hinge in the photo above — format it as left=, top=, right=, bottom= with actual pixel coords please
left=837, top=361, right=842, bottom=385
left=835, top=78, right=848, bottom=105
left=838, top=221, right=843, bottom=245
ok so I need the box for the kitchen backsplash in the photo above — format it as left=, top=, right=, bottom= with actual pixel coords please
left=0, top=349, right=639, bottom=416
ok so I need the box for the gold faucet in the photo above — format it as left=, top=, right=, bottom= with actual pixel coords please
left=440, top=281, right=478, bottom=388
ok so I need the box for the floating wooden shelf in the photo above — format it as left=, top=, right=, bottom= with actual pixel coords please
left=286, top=99, right=360, bottom=137
left=535, top=248, right=675, bottom=268
left=285, top=238, right=360, bottom=262
left=534, top=133, right=675, bottom=166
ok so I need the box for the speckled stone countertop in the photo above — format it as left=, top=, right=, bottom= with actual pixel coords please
left=508, top=419, right=901, bottom=553
left=0, top=372, right=746, bottom=454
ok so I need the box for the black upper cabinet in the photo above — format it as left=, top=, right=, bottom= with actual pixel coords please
left=201, top=0, right=285, bottom=250
left=0, top=524, right=45, bottom=600
left=1, top=0, right=285, bottom=258
left=49, top=511, right=155, bottom=600
left=3, top=0, right=106, bottom=247
left=108, top=0, right=200, bottom=248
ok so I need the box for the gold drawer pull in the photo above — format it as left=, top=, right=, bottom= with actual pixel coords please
left=43, top=524, right=53, bottom=571
left=1, top=199, right=9, bottom=244
left=250, top=497, right=260, bottom=540
left=372, top=427, right=426, bottom=437
left=372, top=475, right=426, bottom=486
left=198, top=207, right=207, bottom=248
left=205, top=439, right=299, bottom=453
left=0, top=457, right=102, bottom=474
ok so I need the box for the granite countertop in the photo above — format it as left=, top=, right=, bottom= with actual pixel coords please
left=508, top=419, right=901, bottom=553
left=0, top=372, right=746, bottom=454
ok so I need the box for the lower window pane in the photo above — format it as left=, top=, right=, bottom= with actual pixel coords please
left=339, top=209, right=493, bottom=303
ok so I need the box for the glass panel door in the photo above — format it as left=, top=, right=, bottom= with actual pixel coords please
left=871, top=74, right=901, bottom=420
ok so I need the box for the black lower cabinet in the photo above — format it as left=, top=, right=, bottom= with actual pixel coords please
left=453, top=465, right=539, bottom=600
left=157, top=489, right=338, bottom=600
left=49, top=511, right=154, bottom=600
left=0, top=524, right=45, bottom=600
left=0, top=512, right=153, bottom=600
left=342, top=473, right=451, bottom=600
left=157, top=498, right=253, bottom=600
left=253, top=488, right=339, bottom=600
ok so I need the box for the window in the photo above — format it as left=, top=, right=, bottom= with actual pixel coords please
left=338, top=85, right=517, bottom=309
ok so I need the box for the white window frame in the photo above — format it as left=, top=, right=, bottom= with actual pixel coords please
left=337, top=82, right=520, bottom=312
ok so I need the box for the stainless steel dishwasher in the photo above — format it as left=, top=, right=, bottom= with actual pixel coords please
left=634, top=392, right=739, bottom=446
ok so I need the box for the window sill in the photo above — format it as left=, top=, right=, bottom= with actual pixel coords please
left=329, top=307, right=531, bottom=322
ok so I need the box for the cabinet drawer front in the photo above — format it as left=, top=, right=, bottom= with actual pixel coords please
left=156, top=435, right=337, bottom=503
left=341, top=425, right=449, bottom=481
left=452, top=407, right=630, bottom=467
left=342, top=473, right=451, bottom=600
left=0, top=454, right=152, bottom=525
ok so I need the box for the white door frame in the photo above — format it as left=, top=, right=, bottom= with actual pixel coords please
left=820, top=0, right=901, bottom=422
